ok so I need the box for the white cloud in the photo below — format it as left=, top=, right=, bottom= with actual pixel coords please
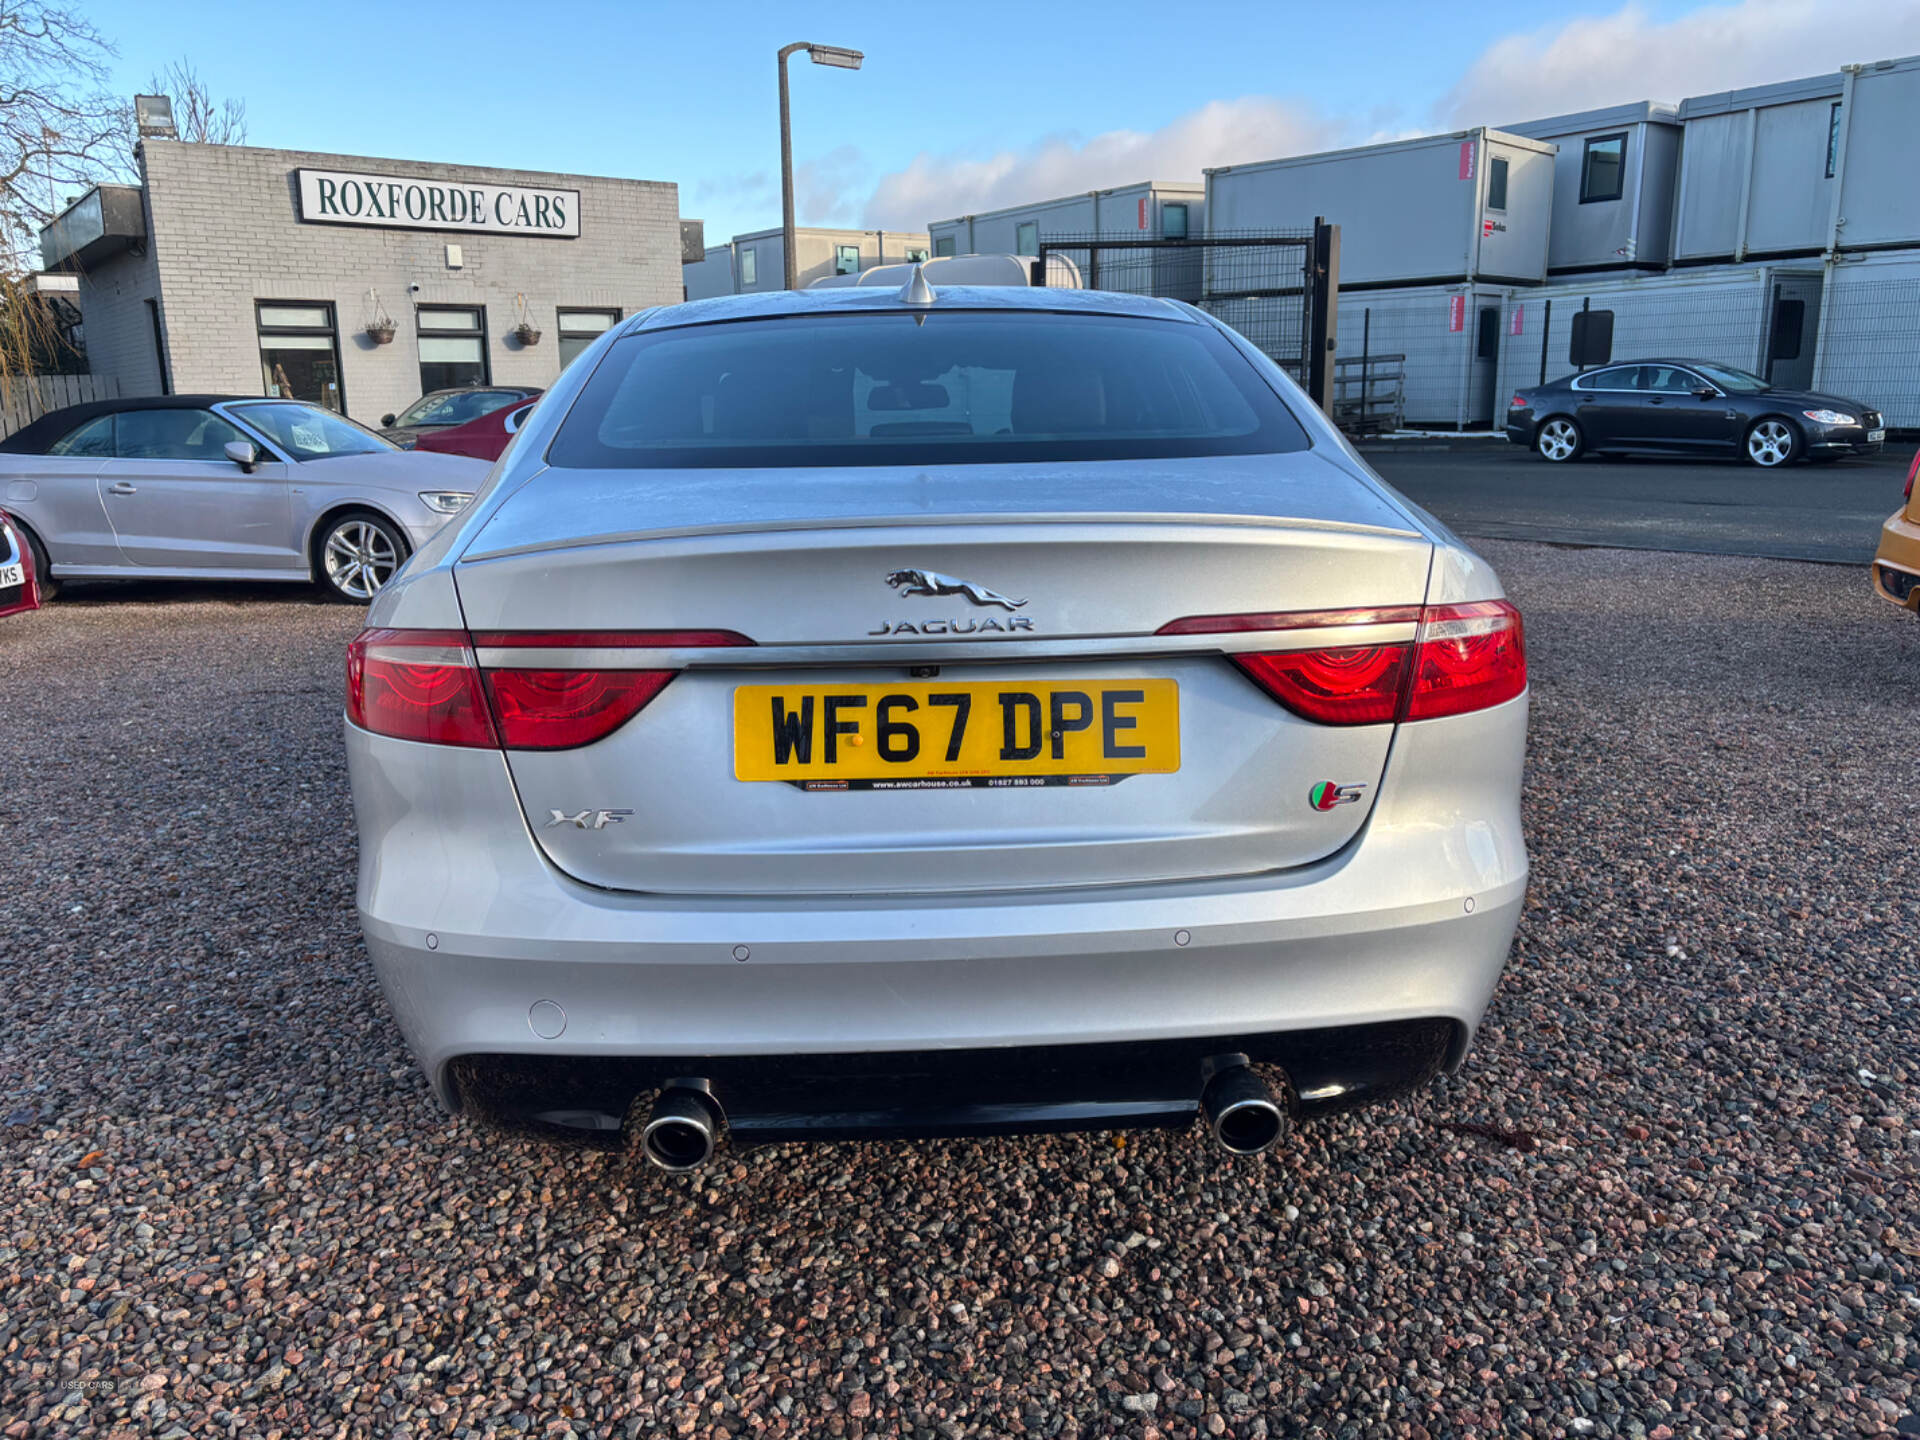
left=1443, top=0, right=1920, bottom=127
left=848, top=0, right=1920, bottom=233
left=795, top=145, right=869, bottom=227
left=860, top=98, right=1340, bottom=229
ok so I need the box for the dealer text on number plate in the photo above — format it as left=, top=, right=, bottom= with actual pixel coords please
left=733, top=679, right=1180, bottom=788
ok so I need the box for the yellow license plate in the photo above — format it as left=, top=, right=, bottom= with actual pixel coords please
left=733, top=678, right=1180, bottom=788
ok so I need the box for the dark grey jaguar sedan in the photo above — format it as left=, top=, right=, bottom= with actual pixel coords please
left=1506, top=359, right=1884, bottom=467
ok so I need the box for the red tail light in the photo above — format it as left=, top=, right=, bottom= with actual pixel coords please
left=1905, top=447, right=1918, bottom=502
left=1403, top=601, right=1527, bottom=720
left=1157, top=601, right=1525, bottom=725
left=1509, top=393, right=1529, bottom=411
left=346, top=629, right=497, bottom=747
left=482, top=667, right=675, bottom=749
left=1232, top=645, right=1412, bottom=724
left=348, top=628, right=753, bottom=749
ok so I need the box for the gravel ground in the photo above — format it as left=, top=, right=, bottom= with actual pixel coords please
left=2, top=548, right=1917, bottom=1440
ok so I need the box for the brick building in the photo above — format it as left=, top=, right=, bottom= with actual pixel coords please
left=42, top=140, right=684, bottom=428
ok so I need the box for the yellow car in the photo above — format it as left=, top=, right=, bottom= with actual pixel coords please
left=1874, top=449, right=1920, bottom=615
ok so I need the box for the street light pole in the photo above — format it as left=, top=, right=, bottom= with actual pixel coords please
left=777, top=41, right=863, bottom=291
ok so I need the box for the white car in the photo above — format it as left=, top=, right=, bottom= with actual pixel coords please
left=0, top=395, right=491, bottom=601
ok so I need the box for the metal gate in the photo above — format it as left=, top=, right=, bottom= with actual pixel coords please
left=1036, top=222, right=1339, bottom=404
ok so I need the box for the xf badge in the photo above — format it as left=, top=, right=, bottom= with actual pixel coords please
left=546, top=808, right=633, bottom=830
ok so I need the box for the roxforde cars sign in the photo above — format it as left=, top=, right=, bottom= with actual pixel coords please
left=295, top=169, right=581, bottom=238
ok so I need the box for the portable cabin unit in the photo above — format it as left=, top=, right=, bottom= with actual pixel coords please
left=1826, top=54, right=1920, bottom=256
left=1673, top=70, right=1846, bottom=264
left=1203, top=129, right=1556, bottom=290
left=927, top=181, right=1204, bottom=299
left=1331, top=283, right=1521, bottom=430
left=682, top=243, right=736, bottom=301
left=684, top=227, right=934, bottom=296
left=1493, top=265, right=1824, bottom=404
left=1498, top=102, right=1682, bottom=276
left=928, top=181, right=1203, bottom=258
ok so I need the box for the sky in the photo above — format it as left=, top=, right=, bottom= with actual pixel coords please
left=82, top=0, right=1920, bottom=244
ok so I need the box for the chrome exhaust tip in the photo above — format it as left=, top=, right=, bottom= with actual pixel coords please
left=1201, top=1061, right=1288, bottom=1156
left=641, top=1084, right=724, bottom=1172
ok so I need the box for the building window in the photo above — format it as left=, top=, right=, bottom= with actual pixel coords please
left=416, top=305, right=489, bottom=392
left=1826, top=102, right=1841, bottom=178
left=1015, top=220, right=1038, bottom=254
left=1569, top=308, right=1615, bottom=368
left=1580, top=134, right=1626, bottom=204
left=1486, top=157, right=1509, bottom=212
left=1162, top=203, right=1189, bottom=239
left=905, top=247, right=929, bottom=262
left=739, top=247, right=758, bottom=287
left=256, top=302, right=345, bottom=412
left=835, top=244, right=860, bottom=276
left=557, top=308, right=621, bottom=370
left=934, top=236, right=956, bottom=258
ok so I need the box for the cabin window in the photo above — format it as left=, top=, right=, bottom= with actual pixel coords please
left=1580, top=134, right=1626, bottom=204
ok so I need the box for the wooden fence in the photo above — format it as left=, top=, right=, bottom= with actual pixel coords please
left=0, top=374, right=119, bottom=439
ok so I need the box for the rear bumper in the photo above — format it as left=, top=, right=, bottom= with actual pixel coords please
left=1503, top=415, right=1533, bottom=445
left=1874, top=509, right=1920, bottom=612
left=348, top=695, right=1528, bottom=1142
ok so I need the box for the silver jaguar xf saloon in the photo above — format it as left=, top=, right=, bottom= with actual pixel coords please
left=346, top=279, right=1528, bottom=1170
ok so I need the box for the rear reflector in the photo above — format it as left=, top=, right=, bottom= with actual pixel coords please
left=348, top=627, right=755, bottom=749
left=1159, top=600, right=1525, bottom=725
left=1906, top=447, right=1918, bottom=502
left=346, top=629, right=497, bottom=748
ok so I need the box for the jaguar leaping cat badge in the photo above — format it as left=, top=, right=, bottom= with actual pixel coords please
left=885, top=569, right=1027, bottom=611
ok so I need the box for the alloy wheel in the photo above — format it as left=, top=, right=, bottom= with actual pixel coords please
left=1747, top=420, right=1795, bottom=468
left=1537, top=419, right=1578, bottom=462
left=323, top=519, right=401, bottom=601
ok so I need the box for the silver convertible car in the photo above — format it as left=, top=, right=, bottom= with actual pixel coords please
left=0, top=395, right=490, bottom=602
left=346, top=279, right=1529, bottom=1171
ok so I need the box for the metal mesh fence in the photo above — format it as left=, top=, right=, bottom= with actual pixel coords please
left=1813, top=275, right=1920, bottom=429
left=1334, top=271, right=1920, bottom=433
left=1039, top=231, right=1316, bottom=377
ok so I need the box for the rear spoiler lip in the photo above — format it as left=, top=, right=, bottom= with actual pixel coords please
left=456, top=510, right=1426, bottom=566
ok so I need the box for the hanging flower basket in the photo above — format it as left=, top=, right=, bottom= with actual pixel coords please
left=365, top=321, right=395, bottom=345
left=512, top=322, right=541, bottom=346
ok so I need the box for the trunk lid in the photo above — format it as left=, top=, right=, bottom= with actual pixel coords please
left=454, top=454, right=1433, bottom=897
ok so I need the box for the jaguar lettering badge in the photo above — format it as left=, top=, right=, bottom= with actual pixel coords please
left=874, top=568, right=1034, bottom=636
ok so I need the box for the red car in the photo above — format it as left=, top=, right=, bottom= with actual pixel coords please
left=0, top=507, right=41, bottom=618
left=412, top=394, right=540, bottom=461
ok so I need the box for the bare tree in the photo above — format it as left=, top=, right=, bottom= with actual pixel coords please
left=143, top=58, right=247, bottom=146
left=0, top=1, right=127, bottom=381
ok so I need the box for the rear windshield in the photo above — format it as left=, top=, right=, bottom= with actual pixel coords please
left=546, top=310, right=1311, bottom=469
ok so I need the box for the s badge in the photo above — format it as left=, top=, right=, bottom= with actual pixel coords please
left=1308, top=781, right=1366, bottom=812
